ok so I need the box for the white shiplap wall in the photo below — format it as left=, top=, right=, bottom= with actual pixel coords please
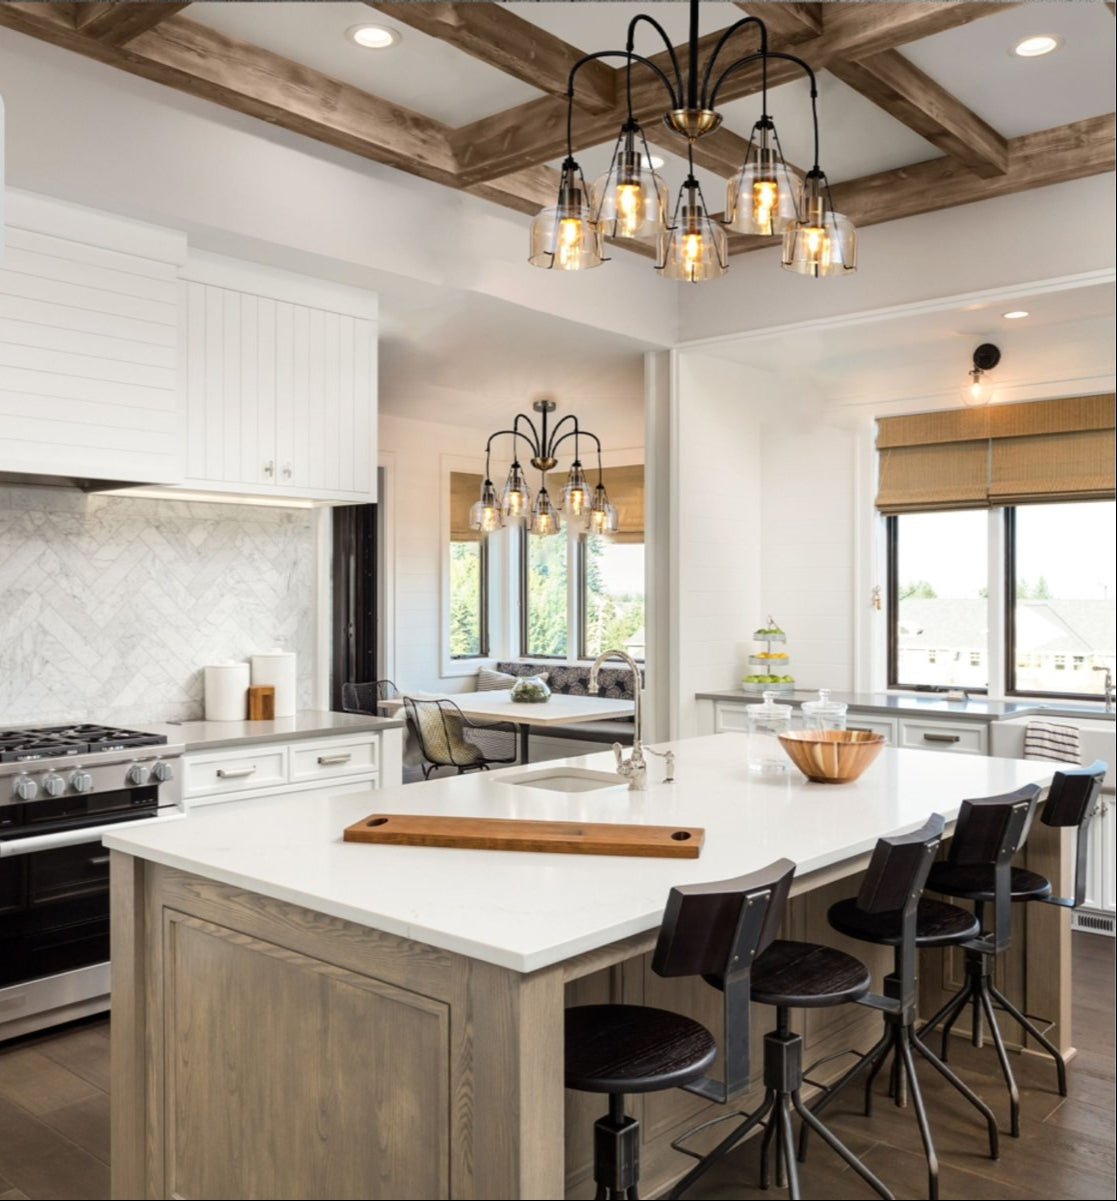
left=0, top=191, right=186, bottom=484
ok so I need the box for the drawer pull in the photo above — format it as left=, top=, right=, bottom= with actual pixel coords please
left=849, top=726, right=875, bottom=733
left=317, top=753, right=353, bottom=766
left=923, top=733, right=961, bottom=744
left=88, top=854, right=111, bottom=866
left=216, top=766, right=257, bottom=779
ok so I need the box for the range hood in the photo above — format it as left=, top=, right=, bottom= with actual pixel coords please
left=0, top=471, right=154, bottom=492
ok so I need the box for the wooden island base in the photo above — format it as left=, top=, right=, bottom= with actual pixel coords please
left=110, top=820, right=1070, bottom=1200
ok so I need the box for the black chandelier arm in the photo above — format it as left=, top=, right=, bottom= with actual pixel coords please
left=708, top=49, right=821, bottom=169
left=544, top=413, right=581, bottom=458
left=625, top=13, right=683, bottom=103
left=699, top=15, right=767, bottom=110
left=485, top=427, right=541, bottom=462
left=549, top=426, right=602, bottom=462
left=565, top=50, right=680, bottom=157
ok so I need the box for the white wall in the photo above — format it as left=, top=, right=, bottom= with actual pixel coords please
left=668, top=352, right=768, bottom=739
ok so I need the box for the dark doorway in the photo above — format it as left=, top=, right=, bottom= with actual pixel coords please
left=330, top=504, right=377, bottom=710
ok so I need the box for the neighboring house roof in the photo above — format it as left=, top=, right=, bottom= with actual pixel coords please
left=897, top=598, right=1115, bottom=656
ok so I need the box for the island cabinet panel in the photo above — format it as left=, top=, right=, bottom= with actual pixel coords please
left=161, top=914, right=450, bottom=1200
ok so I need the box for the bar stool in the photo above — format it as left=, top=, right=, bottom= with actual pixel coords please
left=921, top=763, right=1106, bottom=1133
left=801, top=814, right=999, bottom=1201
left=663, top=880, right=894, bottom=1200
left=565, top=858, right=795, bottom=1201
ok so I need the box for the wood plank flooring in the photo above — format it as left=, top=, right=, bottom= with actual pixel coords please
left=0, top=935, right=1110, bottom=1200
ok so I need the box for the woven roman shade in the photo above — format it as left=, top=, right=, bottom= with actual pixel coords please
left=550, top=463, right=645, bottom=543
left=876, top=395, right=1116, bottom=513
left=449, top=471, right=484, bottom=542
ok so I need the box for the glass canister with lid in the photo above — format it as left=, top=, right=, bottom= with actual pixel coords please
left=746, top=690, right=793, bottom=774
left=800, top=688, right=848, bottom=732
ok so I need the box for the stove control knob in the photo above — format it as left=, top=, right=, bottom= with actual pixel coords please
left=126, top=763, right=150, bottom=787
left=42, top=773, right=66, bottom=798
left=13, top=775, right=37, bottom=801
left=151, top=761, right=174, bottom=783
left=70, top=771, right=94, bottom=794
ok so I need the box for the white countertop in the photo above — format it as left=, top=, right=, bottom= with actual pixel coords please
left=137, top=710, right=403, bottom=751
left=382, top=690, right=634, bottom=726
left=103, top=734, right=1053, bottom=973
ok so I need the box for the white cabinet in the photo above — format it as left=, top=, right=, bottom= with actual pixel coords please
left=179, top=254, right=377, bottom=503
left=1080, top=794, right=1116, bottom=923
left=183, top=732, right=382, bottom=809
left=0, top=191, right=186, bottom=485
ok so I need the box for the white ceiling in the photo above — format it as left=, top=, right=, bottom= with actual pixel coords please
left=190, top=1, right=541, bottom=123
left=902, top=3, right=1116, bottom=139
left=702, top=281, right=1117, bottom=412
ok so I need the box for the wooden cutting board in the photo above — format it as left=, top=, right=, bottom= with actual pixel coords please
left=343, top=813, right=705, bottom=858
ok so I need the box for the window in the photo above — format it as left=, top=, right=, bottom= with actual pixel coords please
left=448, top=471, right=489, bottom=659
left=1007, top=501, right=1116, bottom=698
left=888, top=509, right=989, bottom=689
left=522, top=532, right=567, bottom=657
left=581, top=538, right=646, bottom=660
left=887, top=501, right=1116, bottom=697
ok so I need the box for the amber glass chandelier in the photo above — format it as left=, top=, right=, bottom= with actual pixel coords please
left=528, top=0, right=856, bottom=283
left=469, top=400, right=618, bottom=539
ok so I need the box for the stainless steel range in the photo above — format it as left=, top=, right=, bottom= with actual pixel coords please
left=0, top=724, right=184, bottom=1040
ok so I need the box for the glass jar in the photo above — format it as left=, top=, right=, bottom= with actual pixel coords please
left=746, top=690, right=792, bottom=774
left=800, top=688, right=848, bottom=732
left=510, top=675, right=551, bottom=703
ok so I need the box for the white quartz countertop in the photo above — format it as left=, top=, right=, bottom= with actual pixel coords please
left=103, top=734, right=1053, bottom=973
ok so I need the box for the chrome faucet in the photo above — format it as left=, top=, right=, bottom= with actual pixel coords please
left=1094, top=666, right=1115, bottom=714
left=589, top=649, right=674, bottom=790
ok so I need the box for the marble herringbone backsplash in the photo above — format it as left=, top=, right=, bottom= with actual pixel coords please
left=0, top=486, right=316, bottom=725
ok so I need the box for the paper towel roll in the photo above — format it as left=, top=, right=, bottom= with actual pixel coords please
left=204, top=662, right=250, bottom=722
left=251, top=650, right=297, bottom=718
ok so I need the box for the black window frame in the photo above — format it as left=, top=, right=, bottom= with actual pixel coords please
left=448, top=534, right=490, bottom=661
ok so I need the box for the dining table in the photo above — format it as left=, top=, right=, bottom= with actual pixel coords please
left=382, top=688, right=635, bottom=763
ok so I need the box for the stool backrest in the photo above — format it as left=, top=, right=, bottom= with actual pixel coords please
left=652, top=858, right=795, bottom=983
left=1041, top=760, right=1107, bottom=908
left=947, top=783, right=1041, bottom=950
left=856, top=815, right=944, bottom=1011
left=650, top=858, right=795, bottom=1104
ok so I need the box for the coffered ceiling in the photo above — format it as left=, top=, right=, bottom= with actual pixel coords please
left=0, top=1, right=1112, bottom=263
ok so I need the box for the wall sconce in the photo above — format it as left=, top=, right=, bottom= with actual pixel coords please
left=963, top=343, right=1001, bottom=407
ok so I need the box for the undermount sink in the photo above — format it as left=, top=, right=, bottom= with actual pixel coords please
left=502, top=767, right=628, bottom=794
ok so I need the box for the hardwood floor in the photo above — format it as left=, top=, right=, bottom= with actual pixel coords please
left=0, top=936, right=1110, bottom=1200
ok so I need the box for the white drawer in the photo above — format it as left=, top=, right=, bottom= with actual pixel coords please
left=899, top=718, right=987, bottom=755
left=714, top=703, right=750, bottom=734
left=290, top=735, right=379, bottom=783
left=184, top=745, right=288, bottom=800
left=846, top=714, right=898, bottom=744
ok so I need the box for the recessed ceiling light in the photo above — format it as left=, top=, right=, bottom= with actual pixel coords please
left=346, top=24, right=401, bottom=50
left=1012, top=34, right=1060, bottom=58
left=1003, top=310, right=1030, bottom=320
left=645, top=154, right=665, bottom=170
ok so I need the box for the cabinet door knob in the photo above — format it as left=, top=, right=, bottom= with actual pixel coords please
left=282, top=462, right=292, bottom=480
left=264, top=460, right=275, bottom=477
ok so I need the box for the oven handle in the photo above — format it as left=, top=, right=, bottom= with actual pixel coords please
left=0, top=812, right=185, bottom=858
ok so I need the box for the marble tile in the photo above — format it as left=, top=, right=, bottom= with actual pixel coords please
left=0, top=486, right=316, bottom=724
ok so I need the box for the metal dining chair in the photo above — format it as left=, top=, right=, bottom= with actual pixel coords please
left=402, top=697, right=518, bottom=779
left=341, top=680, right=400, bottom=714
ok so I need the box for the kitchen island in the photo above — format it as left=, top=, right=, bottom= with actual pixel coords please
left=105, top=735, right=1069, bottom=1200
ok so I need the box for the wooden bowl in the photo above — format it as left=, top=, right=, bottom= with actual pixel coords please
left=778, top=729, right=886, bottom=784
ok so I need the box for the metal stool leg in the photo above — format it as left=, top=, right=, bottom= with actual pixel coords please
left=796, top=1027, right=891, bottom=1161
left=978, top=982, right=1021, bottom=1137
left=911, top=1033, right=999, bottom=1160
left=791, top=1089, right=894, bottom=1200
left=668, top=1092, right=774, bottom=1200
left=776, top=1096, right=800, bottom=1200
left=898, top=1029, right=940, bottom=1201
left=988, top=979, right=1068, bottom=1097
left=865, top=1031, right=897, bottom=1116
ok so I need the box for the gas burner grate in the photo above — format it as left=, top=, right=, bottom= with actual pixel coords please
left=0, top=725, right=168, bottom=762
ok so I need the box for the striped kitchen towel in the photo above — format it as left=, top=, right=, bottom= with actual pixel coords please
left=1023, top=720, right=1081, bottom=764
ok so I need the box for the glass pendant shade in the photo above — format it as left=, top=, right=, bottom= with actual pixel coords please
left=587, top=483, right=619, bottom=536
left=560, top=460, right=589, bottom=516
left=593, top=124, right=667, bottom=239
left=725, top=121, right=803, bottom=236
left=781, top=172, right=856, bottom=278
left=530, top=486, right=564, bottom=537
left=501, top=462, right=532, bottom=522
left=658, top=179, right=727, bottom=283
left=529, top=160, right=604, bottom=271
left=961, top=369, right=993, bottom=407
left=469, top=479, right=503, bottom=534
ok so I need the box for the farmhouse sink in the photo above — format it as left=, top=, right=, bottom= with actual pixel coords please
left=990, top=715, right=1115, bottom=791
left=502, top=767, right=628, bottom=794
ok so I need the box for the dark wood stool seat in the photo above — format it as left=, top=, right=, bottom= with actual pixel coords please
left=926, top=861, right=1052, bottom=902
left=565, top=1005, right=716, bottom=1094
left=750, top=939, right=872, bottom=1008
left=827, top=896, right=980, bottom=948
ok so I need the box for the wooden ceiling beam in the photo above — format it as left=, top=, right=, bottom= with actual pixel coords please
left=728, top=113, right=1115, bottom=254
left=370, top=2, right=617, bottom=115
left=829, top=50, right=1009, bottom=178
left=72, top=2, right=192, bottom=47
left=451, top=3, right=1015, bottom=187
left=0, top=6, right=460, bottom=185
left=735, top=3, right=822, bottom=41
